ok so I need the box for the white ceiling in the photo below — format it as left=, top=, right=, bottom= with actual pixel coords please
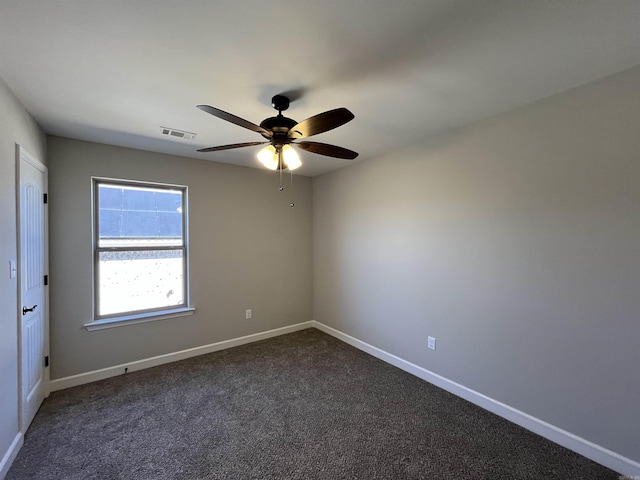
left=2, top=1, right=640, bottom=177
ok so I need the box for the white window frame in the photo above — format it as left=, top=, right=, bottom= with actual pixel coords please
left=86, top=177, right=193, bottom=330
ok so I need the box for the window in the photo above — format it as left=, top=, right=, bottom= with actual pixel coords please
left=93, top=178, right=189, bottom=322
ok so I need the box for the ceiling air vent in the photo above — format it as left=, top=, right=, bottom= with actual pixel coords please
left=160, top=126, right=197, bottom=141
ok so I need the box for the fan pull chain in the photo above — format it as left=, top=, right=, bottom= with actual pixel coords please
left=274, top=146, right=294, bottom=207
left=289, top=169, right=295, bottom=207
left=278, top=148, right=284, bottom=192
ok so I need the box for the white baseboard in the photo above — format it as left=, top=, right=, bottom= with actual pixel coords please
left=312, top=320, right=640, bottom=478
left=49, top=321, right=314, bottom=392
left=0, top=432, right=23, bottom=480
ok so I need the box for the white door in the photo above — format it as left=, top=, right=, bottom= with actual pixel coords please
left=18, top=146, right=48, bottom=432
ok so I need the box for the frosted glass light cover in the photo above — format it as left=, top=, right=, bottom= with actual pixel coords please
left=257, top=145, right=278, bottom=170
left=282, top=145, right=301, bottom=170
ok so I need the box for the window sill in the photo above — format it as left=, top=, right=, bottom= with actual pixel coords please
left=84, top=307, right=196, bottom=331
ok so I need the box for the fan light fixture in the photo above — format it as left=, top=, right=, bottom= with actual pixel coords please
left=257, top=144, right=301, bottom=171
left=196, top=94, right=358, bottom=169
left=196, top=95, right=357, bottom=205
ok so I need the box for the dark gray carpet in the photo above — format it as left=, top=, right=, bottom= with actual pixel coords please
left=8, top=328, right=617, bottom=479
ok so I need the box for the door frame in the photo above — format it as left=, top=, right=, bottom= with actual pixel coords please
left=15, top=143, right=50, bottom=433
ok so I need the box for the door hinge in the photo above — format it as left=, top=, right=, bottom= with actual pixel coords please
left=44, top=356, right=49, bottom=367
left=44, top=274, right=48, bottom=286
left=43, top=193, right=48, bottom=204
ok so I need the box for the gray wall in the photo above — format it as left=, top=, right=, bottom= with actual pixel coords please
left=0, top=76, right=46, bottom=472
left=313, top=65, right=640, bottom=463
left=48, top=137, right=312, bottom=379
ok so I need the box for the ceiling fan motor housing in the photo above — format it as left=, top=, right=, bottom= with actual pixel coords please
left=259, top=115, right=298, bottom=142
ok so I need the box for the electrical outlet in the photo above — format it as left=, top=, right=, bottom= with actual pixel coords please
left=245, top=309, right=252, bottom=320
left=428, top=336, right=436, bottom=351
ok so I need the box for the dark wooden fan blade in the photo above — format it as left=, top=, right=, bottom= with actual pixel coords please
left=295, top=141, right=359, bottom=159
left=288, top=108, right=355, bottom=139
left=197, top=105, right=271, bottom=136
left=197, top=141, right=268, bottom=153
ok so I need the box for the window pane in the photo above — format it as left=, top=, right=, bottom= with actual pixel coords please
left=98, top=184, right=183, bottom=247
left=98, top=249, right=184, bottom=316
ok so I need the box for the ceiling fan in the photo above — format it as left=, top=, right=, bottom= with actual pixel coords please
left=196, top=95, right=358, bottom=171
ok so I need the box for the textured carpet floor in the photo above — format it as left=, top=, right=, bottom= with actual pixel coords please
left=8, top=328, right=618, bottom=479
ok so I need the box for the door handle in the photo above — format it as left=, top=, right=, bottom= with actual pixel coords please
left=22, top=304, right=38, bottom=315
